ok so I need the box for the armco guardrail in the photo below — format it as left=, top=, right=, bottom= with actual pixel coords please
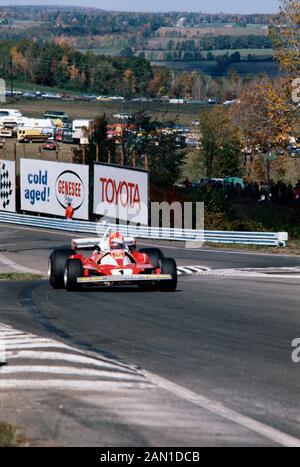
left=0, top=211, right=288, bottom=246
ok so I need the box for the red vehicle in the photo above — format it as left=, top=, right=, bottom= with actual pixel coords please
left=43, top=139, right=58, bottom=151
left=55, top=128, right=63, bottom=141
left=48, top=230, right=177, bottom=292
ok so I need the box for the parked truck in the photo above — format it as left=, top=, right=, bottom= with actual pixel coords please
left=72, top=119, right=93, bottom=144
left=17, top=127, right=54, bottom=143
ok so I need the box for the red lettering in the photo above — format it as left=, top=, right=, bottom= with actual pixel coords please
left=133, top=184, right=141, bottom=206
left=105, top=178, right=114, bottom=203
left=128, top=182, right=134, bottom=207
left=57, top=180, right=81, bottom=197
left=99, top=177, right=107, bottom=202
left=120, top=181, right=128, bottom=207
left=98, top=177, right=141, bottom=208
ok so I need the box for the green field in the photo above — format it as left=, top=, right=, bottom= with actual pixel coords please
left=145, top=48, right=273, bottom=58
left=157, top=24, right=270, bottom=37
left=228, top=61, right=278, bottom=76
left=206, top=48, right=273, bottom=57
left=11, top=80, right=82, bottom=96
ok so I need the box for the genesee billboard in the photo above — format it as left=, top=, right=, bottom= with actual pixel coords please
left=93, top=163, right=148, bottom=225
left=20, top=159, right=89, bottom=219
left=0, top=159, right=16, bottom=213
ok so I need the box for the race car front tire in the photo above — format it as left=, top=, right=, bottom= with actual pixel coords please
left=159, top=258, right=177, bottom=292
left=64, top=258, right=83, bottom=292
left=49, top=249, right=75, bottom=289
left=138, top=247, right=164, bottom=269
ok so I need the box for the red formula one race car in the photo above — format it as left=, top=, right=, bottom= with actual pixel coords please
left=48, top=230, right=177, bottom=292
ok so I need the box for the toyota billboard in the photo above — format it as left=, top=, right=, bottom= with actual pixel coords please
left=93, top=163, right=148, bottom=225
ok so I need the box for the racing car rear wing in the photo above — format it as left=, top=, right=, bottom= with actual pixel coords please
left=72, top=238, right=99, bottom=250
left=72, top=236, right=136, bottom=250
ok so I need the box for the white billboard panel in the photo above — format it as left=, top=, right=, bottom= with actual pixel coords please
left=0, top=159, right=16, bottom=212
left=20, top=159, right=89, bottom=219
left=93, top=163, right=148, bottom=225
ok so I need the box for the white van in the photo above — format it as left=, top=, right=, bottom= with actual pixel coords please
left=20, top=118, right=54, bottom=128
left=0, top=109, right=22, bottom=118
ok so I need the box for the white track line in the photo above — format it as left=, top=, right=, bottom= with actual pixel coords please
left=177, top=267, right=194, bottom=275
left=0, top=379, right=151, bottom=391
left=0, top=324, right=148, bottom=393
left=185, top=266, right=211, bottom=272
left=1, top=335, right=71, bottom=344
left=198, top=269, right=300, bottom=279
left=6, top=350, right=138, bottom=373
left=1, top=336, right=66, bottom=343
left=0, top=332, right=32, bottom=338
left=144, top=371, right=300, bottom=448
left=5, top=342, right=79, bottom=351
left=0, top=365, right=146, bottom=381
left=0, top=327, right=139, bottom=370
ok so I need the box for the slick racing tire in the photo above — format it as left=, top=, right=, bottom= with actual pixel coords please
left=138, top=247, right=164, bottom=269
left=159, top=258, right=177, bottom=292
left=49, top=249, right=75, bottom=289
left=64, top=258, right=83, bottom=292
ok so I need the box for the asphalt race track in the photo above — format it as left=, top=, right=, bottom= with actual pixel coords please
left=0, top=223, right=300, bottom=446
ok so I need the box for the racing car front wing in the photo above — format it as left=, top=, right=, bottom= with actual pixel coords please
left=77, top=274, right=172, bottom=284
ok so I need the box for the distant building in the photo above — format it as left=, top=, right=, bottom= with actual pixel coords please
left=176, top=17, right=186, bottom=28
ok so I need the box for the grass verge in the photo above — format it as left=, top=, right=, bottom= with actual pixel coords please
left=0, top=422, right=19, bottom=447
left=0, top=273, right=44, bottom=281
left=204, top=239, right=300, bottom=255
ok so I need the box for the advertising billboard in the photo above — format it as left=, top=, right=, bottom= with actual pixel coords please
left=93, top=163, right=148, bottom=225
left=20, top=159, right=89, bottom=219
left=0, top=159, right=16, bottom=213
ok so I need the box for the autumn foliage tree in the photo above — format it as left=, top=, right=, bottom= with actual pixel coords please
left=230, top=79, right=295, bottom=152
left=270, top=0, right=300, bottom=76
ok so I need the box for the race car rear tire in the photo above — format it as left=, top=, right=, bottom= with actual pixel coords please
left=159, top=258, right=177, bottom=292
left=64, top=259, right=83, bottom=292
left=138, top=248, right=164, bottom=269
left=49, top=249, right=75, bottom=289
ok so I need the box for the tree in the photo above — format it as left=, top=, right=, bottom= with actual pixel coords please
left=200, top=107, right=242, bottom=177
left=147, top=134, right=185, bottom=188
left=230, top=79, right=295, bottom=152
left=270, top=0, right=300, bottom=75
left=120, top=111, right=185, bottom=188
left=120, top=46, right=133, bottom=58
left=181, top=149, right=205, bottom=182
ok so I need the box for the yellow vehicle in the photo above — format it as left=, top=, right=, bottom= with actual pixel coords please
left=17, top=128, right=51, bottom=143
